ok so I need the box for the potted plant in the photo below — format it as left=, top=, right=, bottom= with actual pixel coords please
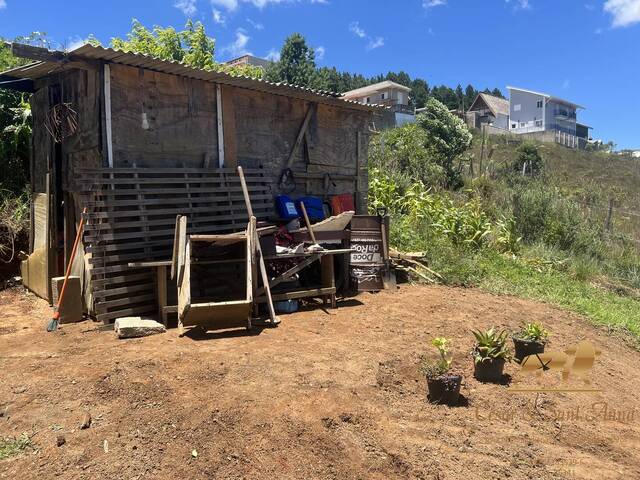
left=471, top=328, right=511, bottom=383
left=513, top=322, right=549, bottom=363
left=421, top=337, right=462, bottom=406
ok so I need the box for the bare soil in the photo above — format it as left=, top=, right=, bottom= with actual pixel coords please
left=1, top=285, right=639, bottom=480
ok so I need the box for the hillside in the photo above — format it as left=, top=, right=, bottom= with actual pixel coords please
left=469, top=135, right=640, bottom=243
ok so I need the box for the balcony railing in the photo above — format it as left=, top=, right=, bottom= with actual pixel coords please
left=390, top=104, right=415, bottom=115
left=554, top=109, right=576, bottom=120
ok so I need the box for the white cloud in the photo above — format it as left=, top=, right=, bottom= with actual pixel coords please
left=349, top=21, right=384, bottom=51
left=211, top=0, right=239, bottom=10
left=265, top=48, right=280, bottom=61
left=366, top=36, right=384, bottom=50
left=211, top=0, right=326, bottom=12
left=349, top=21, right=366, bottom=38
left=221, top=29, right=252, bottom=58
left=213, top=8, right=225, bottom=24
left=246, top=18, right=264, bottom=29
left=505, top=0, right=531, bottom=10
left=604, top=0, right=640, bottom=27
left=0, top=0, right=6, bottom=10
left=315, top=45, right=325, bottom=60
left=423, top=0, right=446, bottom=7
left=175, top=0, right=197, bottom=16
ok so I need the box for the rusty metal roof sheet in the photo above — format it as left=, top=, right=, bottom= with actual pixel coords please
left=1, top=44, right=384, bottom=112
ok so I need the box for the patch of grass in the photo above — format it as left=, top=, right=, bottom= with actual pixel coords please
left=477, top=251, right=640, bottom=343
left=0, top=433, right=35, bottom=460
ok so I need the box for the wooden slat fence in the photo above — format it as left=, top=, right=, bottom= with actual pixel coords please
left=76, top=167, right=273, bottom=322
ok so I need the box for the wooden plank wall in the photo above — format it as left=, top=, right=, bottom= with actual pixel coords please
left=106, top=66, right=371, bottom=211
left=109, top=64, right=218, bottom=168
left=76, top=167, right=272, bottom=323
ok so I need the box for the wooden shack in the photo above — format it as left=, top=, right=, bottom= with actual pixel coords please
left=0, top=43, right=379, bottom=322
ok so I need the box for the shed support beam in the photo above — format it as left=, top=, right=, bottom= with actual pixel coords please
left=286, top=103, right=316, bottom=168
left=104, top=64, right=113, bottom=168
left=216, top=84, right=225, bottom=168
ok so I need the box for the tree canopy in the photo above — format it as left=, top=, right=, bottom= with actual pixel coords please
left=266, top=33, right=316, bottom=86
left=109, top=20, right=263, bottom=78
left=264, top=33, right=503, bottom=110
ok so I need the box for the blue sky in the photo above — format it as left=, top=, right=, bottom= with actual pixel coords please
left=1, top=0, right=639, bottom=149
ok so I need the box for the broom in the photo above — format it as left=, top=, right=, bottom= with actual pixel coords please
left=47, top=207, right=87, bottom=332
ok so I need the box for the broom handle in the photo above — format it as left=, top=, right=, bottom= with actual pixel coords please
left=299, top=203, right=317, bottom=244
left=55, top=207, right=87, bottom=313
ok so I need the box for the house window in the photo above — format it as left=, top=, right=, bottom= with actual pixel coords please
left=535, top=120, right=543, bottom=127
left=366, top=97, right=370, bottom=103
left=520, top=122, right=526, bottom=127
left=537, top=100, right=543, bottom=108
left=512, top=123, right=517, bottom=129
left=513, top=104, right=521, bottom=112
left=381, top=93, right=386, bottom=100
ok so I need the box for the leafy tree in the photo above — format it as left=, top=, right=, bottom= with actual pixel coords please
left=514, top=142, right=544, bottom=176
left=110, top=20, right=263, bottom=78
left=0, top=35, right=45, bottom=195
left=491, top=87, right=504, bottom=99
left=416, top=98, right=473, bottom=188
left=369, top=123, right=446, bottom=187
left=411, top=78, right=429, bottom=108
left=266, top=33, right=316, bottom=86
left=464, top=84, right=478, bottom=110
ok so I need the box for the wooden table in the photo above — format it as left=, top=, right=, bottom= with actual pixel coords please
left=129, top=248, right=352, bottom=324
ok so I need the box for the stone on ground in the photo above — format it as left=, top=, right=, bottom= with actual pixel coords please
left=114, top=317, right=166, bottom=339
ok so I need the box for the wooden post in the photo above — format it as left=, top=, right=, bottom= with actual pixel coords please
left=605, top=198, right=614, bottom=233
left=237, top=166, right=279, bottom=325
left=157, top=265, right=167, bottom=326
left=216, top=84, right=225, bottom=168
left=479, top=126, right=486, bottom=177
left=103, top=64, right=113, bottom=168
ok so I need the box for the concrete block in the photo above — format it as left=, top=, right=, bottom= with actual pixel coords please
left=51, top=276, right=83, bottom=324
left=114, top=317, right=166, bottom=339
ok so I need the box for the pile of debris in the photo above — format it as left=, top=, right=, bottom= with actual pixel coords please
left=389, top=249, right=444, bottom=284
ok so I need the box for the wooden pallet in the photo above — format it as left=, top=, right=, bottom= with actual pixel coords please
left=76, top=167, right=272, bottom=323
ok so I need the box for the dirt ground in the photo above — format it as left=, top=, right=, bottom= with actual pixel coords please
left=1, top=285, right=639, bottom=480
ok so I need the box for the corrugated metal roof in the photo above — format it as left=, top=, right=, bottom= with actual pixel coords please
left=0, top=44, right=385, bottom=112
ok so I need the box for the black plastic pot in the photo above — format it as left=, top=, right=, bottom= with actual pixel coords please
left=513, top=338, right=545, bottom=363
left=426, top=374, right=462, bottom=406
left=473, top=358, right=505, bottom=383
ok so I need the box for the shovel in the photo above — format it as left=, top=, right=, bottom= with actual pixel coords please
left=377, top=207, right=396, bottom=290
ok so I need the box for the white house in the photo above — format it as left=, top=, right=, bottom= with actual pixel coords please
left=342, top=81, right=414, bottom=127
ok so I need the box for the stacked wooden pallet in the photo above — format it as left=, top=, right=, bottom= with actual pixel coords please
left=76, top=167, right=272, bottom=323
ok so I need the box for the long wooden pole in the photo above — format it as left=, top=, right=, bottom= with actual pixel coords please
left=237, top=166, right=279, bottom=325
left=299, top=202, right=317, bottom=244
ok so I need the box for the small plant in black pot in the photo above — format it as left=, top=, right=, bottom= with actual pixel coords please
left=421, top=337, right=462, bottom=406
left=513, top=322, right=549, bottom=363
left=471, top=328, right=511, bottom=383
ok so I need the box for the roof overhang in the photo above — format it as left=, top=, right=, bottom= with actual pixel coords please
left=507, top=85, right=584, bottom=110
left=1, top=42, right=383, bottom=113
left=342, top=80, right=412, bottom=99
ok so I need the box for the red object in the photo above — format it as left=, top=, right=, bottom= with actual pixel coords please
left=330, top=194, right=355, bottom=214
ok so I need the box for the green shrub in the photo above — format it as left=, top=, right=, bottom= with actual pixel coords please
left=513, top=142, right=544, bottom=176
